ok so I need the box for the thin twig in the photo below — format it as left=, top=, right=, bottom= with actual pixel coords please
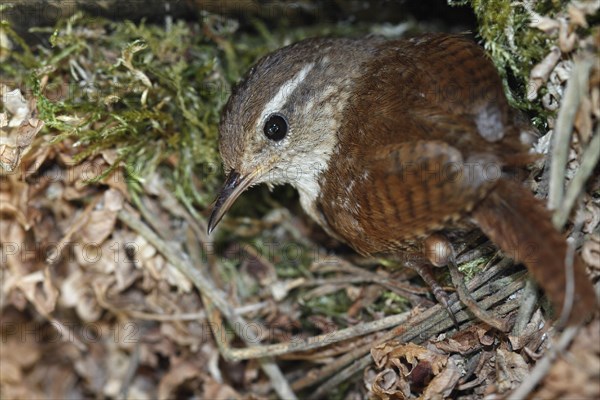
left=448, top=260, right=507, bottom=331
left=117, top=208, right=298, bottom=400
left=291, top=330, right=396, bottom=391
left=118, top=336, right=142, bottom=400
left=292, top=259, right=520, bottom=391
left=155, top=181, right=217, bottom=270
left=511, top=278, right=539, bottom=337
left=548, top=57, right=593, bottom=211
left=553, top=125, right=600, bottom=229
left=314, top=258, right=430, bottom=294
left=181, top=224, right=298, bottom=399
left=309, top=296, right=524, bottom=399
left=554, top=205, right=587, bottom=328
left=121, top=301, right=269, bottom=321
left=226, top=310, right=410, bottom=360
left=227, top=260, right=517, bottom=361
left=308, top=355, right=372, bottom=400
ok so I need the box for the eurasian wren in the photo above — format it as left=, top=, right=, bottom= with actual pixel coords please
left=208, top=34, right=596, bottom=325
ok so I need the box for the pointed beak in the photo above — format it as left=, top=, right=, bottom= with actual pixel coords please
left=207, top=170, right=256, bottom=234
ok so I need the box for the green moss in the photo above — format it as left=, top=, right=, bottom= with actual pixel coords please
left=302, top=291, right=352, bottom=319
left=0, top=12, right=267, bottom=206
left=450, top=0, right=561, bottom=128
left=378, top=291, right=411, bottom=314
left=458, top=255, right=493, bottom=279
left=1, top=8, right=380, bottom=210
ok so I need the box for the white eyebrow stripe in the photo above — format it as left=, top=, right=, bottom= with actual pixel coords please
left=259, top=62, right=315, bottom=120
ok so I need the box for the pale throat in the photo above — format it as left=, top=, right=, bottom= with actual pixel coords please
left=255, top=59, right=352, bottom=227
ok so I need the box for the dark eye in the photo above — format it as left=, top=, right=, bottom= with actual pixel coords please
left=263, top=114, right=288, bottom=141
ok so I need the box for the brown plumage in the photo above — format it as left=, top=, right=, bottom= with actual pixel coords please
left=209, top=34, right=597, bottom=326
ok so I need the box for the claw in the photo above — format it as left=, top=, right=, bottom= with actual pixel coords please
left=412, top=262, right=459, bottom=329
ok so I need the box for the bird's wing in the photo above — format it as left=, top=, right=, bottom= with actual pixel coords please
left=354, top=138, right=498, bottom=243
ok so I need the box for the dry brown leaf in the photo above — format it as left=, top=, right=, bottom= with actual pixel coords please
left=202, top=377, right=243, bottom=400
left=421, top=354, right=462, bottom=400
left=508, top=310, right=545, bottom=350
left=101, top=166, right=131, bottom=199
left=372, top=341, right=401, bottom=369
left=0, top=330, right=42, bottom=392
left=0, top=359, right=23, bottom=384
left=0, top=199, right=29, bottom=229
left=528, top=47, right=561, bottom=101
left=73, top=344, right=108, bottom=394
left=581, top=234, right=600, bottom=270
left=583, top=200, right=600, bottom=234
left=12, top=268, right=59, bottom=316
left=79, top=210, right=117, bottom=244
left=368, top=368, right=406, bottom=400
left=434, top=325, right=493, bottom=354
left=476, top=326, right=495, bottom=346
left=534, top=320, right=600, bottom=399
left=1, top=87, right=28, bottom=125
left=391, top=343, right=446, bottom=375
left=575, top=95, right=593, bottom=143
left=529, top=14, right=560, bottom=33
left=60, top=270, right=107, bottom=322
left=0, top=95, right=44, bottom=172
left=371, top=341, right=450, bottom=399
left=495, top=348, right=529, bottom=393
left=567, top=4, right=588, bottom=28
left=158, top=360, right=203, bottom=400
left=558, top=19, right=577, bottom=53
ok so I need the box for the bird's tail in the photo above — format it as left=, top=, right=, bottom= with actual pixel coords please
left=472, top=178, right=596, bottom=325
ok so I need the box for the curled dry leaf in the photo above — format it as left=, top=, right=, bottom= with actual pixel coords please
left=158, top=360, right=204, bottom=400
left=583, top=199, right=600, bottom=234
left=529, top=13, right=559, bottom=34
left=0, top=95, right=45, bottom=172
left=495, top=348, right=529, bottom=393
left=581, top=234, right=600, bottom=270
left=528, top=47, right=561, bottom=101
left=567, top=4, right=588, bottom=29
left=76, top=188, right=124, bottom=246
left=421, top=354, right=462, bottom=400
left=12, top=268, right=59, bottom=317
left=1, top=87, right=28, bottom=126
left=60, top=269, right=106, bottom=322
left=368, top=368, right=406, bottom=400
left=558, top=18, right=577, bottom=53
left=80, top=210, right=118, bottom=245
left=202, top=377, right=243, bottom=400
left=370, top=342, right=449, bottom=398
left=433, top=327, right=478, bottom=355
left=575, top=95, right=593, bottom=144
left=508, top=309, right=545, bottom=350
left=0, top=335, right=42, bottom=378
left=476, top=326, right=495, bottom=347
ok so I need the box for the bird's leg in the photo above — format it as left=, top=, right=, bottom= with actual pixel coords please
left=426, top=233, right=508, bottom=332
left=410, top=261, right=459, bottom=329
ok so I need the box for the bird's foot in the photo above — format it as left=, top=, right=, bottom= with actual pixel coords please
left=412, top=262, right=459, bottom=329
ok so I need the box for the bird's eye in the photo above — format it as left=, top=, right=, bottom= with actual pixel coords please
left=263, top=114, right=288, bottom=141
